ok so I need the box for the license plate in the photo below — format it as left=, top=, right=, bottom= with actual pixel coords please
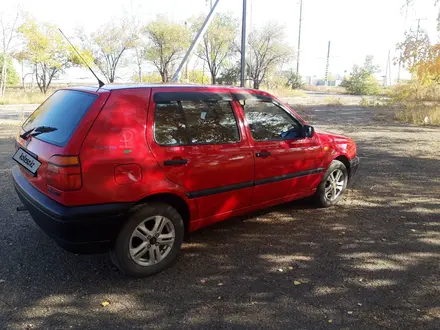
left=13, top=148, right=41, bottom=175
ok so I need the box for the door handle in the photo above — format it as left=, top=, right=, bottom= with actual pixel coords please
left=256, top=151, right=271, bottom=158
left=164, top=159, right=188, bottom=166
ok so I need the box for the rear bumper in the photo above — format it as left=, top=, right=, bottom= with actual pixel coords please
left=348, top=156, right=360, bottom=184
left=12, top=166, right=134, bottom=254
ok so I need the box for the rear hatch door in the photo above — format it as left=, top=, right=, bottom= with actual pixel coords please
left=14, top=88, right=110, bottom=202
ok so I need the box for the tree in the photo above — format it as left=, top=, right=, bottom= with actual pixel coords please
left=0, top=9, right=20, bottom=96
left=0, top=54, right=19, bottom=85
left=218, top=63, right=240, bottom=85
left=246, top=22, right=294, bottom=89
left=124, top=13, right=146, bottom=83
left=191, top=13, right=239, bottom=84
left=78, top=19, right=135, bottom=83
left=341, top=56, right=381, bottom=95
left=396, top=29, right=431, bottom=71
left=415, top=44, right=440, bottom=84
left=143, top=17, right=190, bottom=83
left=18, top=18, right=79, bottom=94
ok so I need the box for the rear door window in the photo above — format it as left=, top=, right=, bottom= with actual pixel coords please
left=154, top=98, right=240, bottom=146
left=23, top=90, right=97, bottom=147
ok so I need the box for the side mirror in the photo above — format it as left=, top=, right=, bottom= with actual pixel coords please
left=303, top=125, right=315, bottom=138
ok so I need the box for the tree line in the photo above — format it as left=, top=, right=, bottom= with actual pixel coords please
left=0, top=9, right=295, bottom=96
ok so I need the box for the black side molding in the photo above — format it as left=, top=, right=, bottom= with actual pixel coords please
left=187, top=181, right=254, bottom=199
left=254, top=168, right=324, bottom=186
left=186, top=168, right=325, bottom=199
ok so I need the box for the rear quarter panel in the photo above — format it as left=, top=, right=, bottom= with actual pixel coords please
left=78, top=88, right=192, bottom=208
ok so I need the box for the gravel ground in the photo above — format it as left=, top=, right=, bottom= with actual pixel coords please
left=0, top=105, right=439, bottom=330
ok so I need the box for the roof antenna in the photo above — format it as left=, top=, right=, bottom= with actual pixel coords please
left=58, top=28, right=105, bottom=88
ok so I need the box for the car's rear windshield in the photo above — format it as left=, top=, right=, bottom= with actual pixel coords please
left=22, top=90, right=97, bottom=147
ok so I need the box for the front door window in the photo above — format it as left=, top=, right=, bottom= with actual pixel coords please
left=242, top=100, right=302, bottom=141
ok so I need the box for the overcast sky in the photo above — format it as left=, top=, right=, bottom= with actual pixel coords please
left=3, top=0, right=439, bottom=82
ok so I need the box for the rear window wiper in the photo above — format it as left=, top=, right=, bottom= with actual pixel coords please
left=20, top=126, right=58, bottom=139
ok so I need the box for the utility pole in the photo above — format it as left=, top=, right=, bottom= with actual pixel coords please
left=240, top=0, right=247, bottom=87
left=388, top=50, right=392, bottom=86
left=324, top=41, right=331, bottom=86
left=296, top=0, right=303, bottom=74
left=171, top=0, right=220, bottom=82
left=384, top=50, right=390, bottom=87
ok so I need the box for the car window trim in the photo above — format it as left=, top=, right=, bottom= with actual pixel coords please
left=237, top=96, right=305, bottom=142
left=153, top=92, right=233, bottom=103
left=153, top=97, right=242, bottom=147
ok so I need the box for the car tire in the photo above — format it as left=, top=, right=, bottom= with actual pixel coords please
left=110, top=203, right=184, bottom=277
left=313, top=160, right=348, bottom=208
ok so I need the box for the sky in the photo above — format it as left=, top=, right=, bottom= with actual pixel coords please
left=3, top=0, right=439, bottom=83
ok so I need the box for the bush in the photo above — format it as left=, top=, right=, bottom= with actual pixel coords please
left=395, top=105, right=440, bottom=125
left=285, top=70, right=303, bottom=89
left=391, top=80, right=440, bottom=102
left=132, top=72, right=163, bottom=83
left=390, top=81, right=440, bottom=125
left=342, top=55, right=381, bottom=95
left=218, top=65, right=240, bottom=85
left=264, top=72, right=289, bottom=89
left=341, top=70, right=380, bottom=95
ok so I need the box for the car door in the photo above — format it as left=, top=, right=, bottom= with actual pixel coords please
left=147, top=88, right=254, bottom=220
left=236, top=93, right=324, bottom=205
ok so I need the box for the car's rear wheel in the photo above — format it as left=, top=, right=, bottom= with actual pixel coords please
left=313, top=160, right=348, bottom=207
left=110, top=203, right=184, bottom=277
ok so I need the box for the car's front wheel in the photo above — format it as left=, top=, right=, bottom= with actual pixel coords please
left=110, top=203, right=184, bottom=277
left=313, top=160, right=348, bottom=207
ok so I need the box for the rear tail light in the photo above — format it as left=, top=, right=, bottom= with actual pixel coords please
left=46, top=155, right=82, bottom=191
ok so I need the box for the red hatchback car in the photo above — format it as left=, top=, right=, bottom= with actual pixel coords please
left=12, top=84, right=359, bottom=277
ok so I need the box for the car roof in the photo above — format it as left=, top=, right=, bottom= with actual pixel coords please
left=68, top=83, right=262, bottom=93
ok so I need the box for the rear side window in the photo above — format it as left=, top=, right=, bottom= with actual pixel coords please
left=23, top=90, right=97, bottom=147
left=154, top=99, right=240, bottom=146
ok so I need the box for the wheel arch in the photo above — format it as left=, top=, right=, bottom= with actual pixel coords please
left=136, top=193, right=191, bottom=233
left=334, top=154, right=351, bottom=177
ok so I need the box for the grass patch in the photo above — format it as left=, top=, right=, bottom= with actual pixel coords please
left=359, top=96, right=388, bottom=107
left=264, top=87, right=308, bottom=98
left=0, top=89, right=54, bottom=105
left=395, top=104, right=440, bottom=126
left=302, top=85, right=346, bottom=94
left=324, top=96, right=343, bottom=107
left=390, top=82, right=440, bottom=126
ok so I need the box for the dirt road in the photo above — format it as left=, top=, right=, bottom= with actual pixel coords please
left=0, top=105, right=439, bottom=329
